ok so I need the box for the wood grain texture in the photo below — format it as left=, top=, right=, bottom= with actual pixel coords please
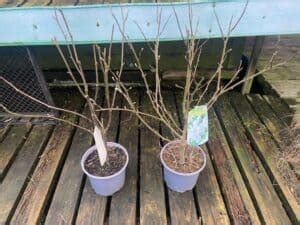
left=163, top=91, right=199, bottom=225
left=0, top=0, right=23, bottom=7
left=78, top=0, right=103, bottom=5
left=33, top=40, right=238, bottom=72
left=215, top=94, right=291, bottom=225
left=75, top=181, right=107, bottom=225
left=0, top=124, right=32, bottom=179
left=230, top=92, right=300, bottom=224
left=139, top=94, right=167, bottom=225
left=109, top=92, right=139, bottom=225
left=22, top=0, right=50, bottom=6
left=247, top=94, right=286, bottom=143
left=263, top=94, right=294, bottom=126
left=50, top=0, right=77, bottom=6
left=253, top=35, right=300, bottom=124
left=207, top=108, right=260, bottom=225
left=0, top=125, right=10, bottom=143
left=44, top=103, right=97, bottom=225
left=195, top=145, right=230, bottom=225
left=10, top=93, right=83, bottom=225
left=131, top=0, right=153, bottom=3
left=75, top=94, right=121, bottom=225
left=0, top=125, right=53, bottom=225
left=247, top=94, right=300, bottom=201
left=102, top=0, right=127, bottom=3
left=241, top=36, right=265, bottom=94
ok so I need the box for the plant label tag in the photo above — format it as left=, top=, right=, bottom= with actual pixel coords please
left=93, top=126, right=107, bottom=166
left=187, top=105, right=208, bottom=146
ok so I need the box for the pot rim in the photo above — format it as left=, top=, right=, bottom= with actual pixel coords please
left=160, top=139, right=207, bottom=176
left=81, top=142, right=129, bottom=180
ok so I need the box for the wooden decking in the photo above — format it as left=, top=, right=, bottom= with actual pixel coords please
left=245, top=35, right=300, bottom=123
left=0, top=89, right=299, bottom=225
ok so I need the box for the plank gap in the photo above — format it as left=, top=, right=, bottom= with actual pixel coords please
left=0, top=124, right=33, bottom=182
left=39, top=107, right=84, bottom=224
left=104, top=197, right=112, bottom=225
left=0, top=125, right=12, bottom=143
left=230, top=94, right=298, bottom=223
left=214, top=104, right=265, bottom=224
left=4, top=125, right=54, bottom=224
left=204, top=142, right=233, bottom=224
left=159, top=124, right=171, bottom=225
left=192, top=188, right=201, bottom=220
left=72, top=174, right=87, bottom=224
left=104, top=95, right=123, bottom=225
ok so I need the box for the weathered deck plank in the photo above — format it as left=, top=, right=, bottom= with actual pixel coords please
left=10, top=92, right=83, bottom=225
left=109, top=92, right=139, bottom=225
left=207, top=108, right=260, bottom=224
left=139, top=95, right=167, bottom=225
left=247, top=94, right=286, bottom=144
left=78, top=0, right=103, bottom=5
left=50, top=0, right=77, bottom=6
left=0, top=125, right=53, bottom=224
left=195, top=145, right=230, bottom=225
left=231, top=92, right=300, bottom=224
left=263, top=94, right=300, bottom=180
left=215, top=94, right=291, bottom=225
left=102, top=0, right=127, bottom=3
left=263, top=94, right=294, bottom=126
left=0, top=0, right=23, bottom=7
left=75, top=95, right=121, bottom=225
left=247, top=94, right=300, bottom=201
left=0, top=125, right=10, bottom=143
left=0, top=124, right=32, bottom=179
left=44, top=103, right=96, bottom=225
left=22, top=0, right=50, bottom=6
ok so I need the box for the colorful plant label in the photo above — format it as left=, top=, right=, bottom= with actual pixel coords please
left=187, top=105, right=208, bottom=146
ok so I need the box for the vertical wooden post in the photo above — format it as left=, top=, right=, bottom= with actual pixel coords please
left=241, top=36, right=265, bottom=94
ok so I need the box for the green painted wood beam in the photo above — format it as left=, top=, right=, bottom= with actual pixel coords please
left=0, top=0, right=300, bottom=46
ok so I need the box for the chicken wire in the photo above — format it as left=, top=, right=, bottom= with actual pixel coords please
left=0, top=47, right=56, bottom=124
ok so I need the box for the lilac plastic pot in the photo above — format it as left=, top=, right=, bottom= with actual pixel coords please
left=160, top=140, right=207, bottom=193
left=81, top=142, right=129, bottom=196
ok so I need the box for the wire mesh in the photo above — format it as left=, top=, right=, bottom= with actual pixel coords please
left=0, top=47, right=56, bottom=123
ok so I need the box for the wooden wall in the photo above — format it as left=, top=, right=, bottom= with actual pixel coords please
left=244, top=35, right=300, bottom=124
left=29, top=37, right=245, bottom=78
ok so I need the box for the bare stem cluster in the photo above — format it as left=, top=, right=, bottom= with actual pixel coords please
left=0, top=4, right=288, bottom=166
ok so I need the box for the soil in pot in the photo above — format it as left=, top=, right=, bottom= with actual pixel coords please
left=162, top=142, right=205, bottom=173
left=84, top=146, right=126, bottom=177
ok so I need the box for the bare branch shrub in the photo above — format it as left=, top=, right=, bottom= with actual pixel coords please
left=0, top=4, right=289, bottom=169
left=109, top=3, right=289, bottom=165
left=0, top=9, right=129, bottom=166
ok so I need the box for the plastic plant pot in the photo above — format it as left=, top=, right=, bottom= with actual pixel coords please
left=160, top=140, right=207, bottom=193
left=81, top=142, right=129, bottom=196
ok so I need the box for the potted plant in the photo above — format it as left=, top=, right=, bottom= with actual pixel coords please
left=0, top=10, right=131, bottom=196
left=111, top=6, right=285, bottom=192
left=0, top=57, right=129, bottom=196
left=0, top=7, right=285, bottom=194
